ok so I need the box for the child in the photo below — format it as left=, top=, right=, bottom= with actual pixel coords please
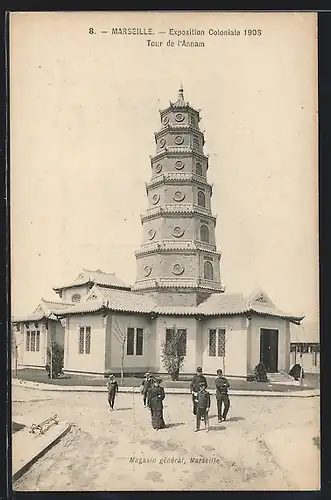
left=107, top=374, right=118, bottom=411
left=140, top=372, right=153, bottom=408
left=194, top=381, right=210, bottom=432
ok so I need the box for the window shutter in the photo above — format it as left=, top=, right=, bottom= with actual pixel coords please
left=36, top=331, right=40, bottom=352
left=79, top=327, right=85, bottom=354
left=165, top=328, right=174, bottom=347
left=26, top=331, right=30, bottom=351
left=31, top=331, right=36, bottom=351
left=209, top=329, right=216, bottom=356
left=136, top=328, right=144, bottom=356
left=218, top=328, right=226, bottom=357
left=127, top=327, right=135, bottom=355
left=178, top=329, right=187, bottom=356
left=85, top=327, right=91, bottom=354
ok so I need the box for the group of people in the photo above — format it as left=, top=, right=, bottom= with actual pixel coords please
left=190, top=366, right=230, bottom=432
left=106, top=366, right=230, bottom=433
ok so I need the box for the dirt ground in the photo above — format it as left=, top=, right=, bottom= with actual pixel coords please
left=12, top=386, right=319, bottom=491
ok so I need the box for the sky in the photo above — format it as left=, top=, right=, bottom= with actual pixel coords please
left=10, top=12, right=318, bottom=321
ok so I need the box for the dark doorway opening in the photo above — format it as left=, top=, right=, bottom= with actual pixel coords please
left=260, top=329, right=279, bottom=372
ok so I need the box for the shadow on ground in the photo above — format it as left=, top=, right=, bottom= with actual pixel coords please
left=226, top=416, right=245, bottom=422
left=166, top=422, right=185, bottom=428
left=203, top=426, right=226, bottom=432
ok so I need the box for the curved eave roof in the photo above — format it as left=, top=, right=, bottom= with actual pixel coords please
left=12, top=313, right=58, bottom=323
left=44, top=287, right=304, bottom=325
left=55, top=301, right=106, bottom=316
left=53, top=281, right=131, bottom=292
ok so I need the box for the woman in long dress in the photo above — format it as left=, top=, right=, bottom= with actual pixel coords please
left=147, top=377, right=166, bottom=430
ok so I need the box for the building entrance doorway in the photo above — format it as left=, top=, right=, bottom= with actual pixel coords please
left=260, top=328, right=279, bottom=372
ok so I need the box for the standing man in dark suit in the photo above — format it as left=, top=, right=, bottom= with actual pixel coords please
left=215, top=368, right=230, bottom=422
left=140, top=372, right=153, bottom=408
left=190, top=367, right=208, bottom=416
left=107, top=374, right=119, bottom=411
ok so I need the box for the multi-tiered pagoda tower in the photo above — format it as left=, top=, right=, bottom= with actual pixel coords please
left=133, top=87, right=225, bottom=306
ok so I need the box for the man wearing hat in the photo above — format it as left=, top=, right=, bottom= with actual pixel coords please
left=147, top=377, right=166, bottom=430
left=215, top=368, right=230, bottom=422
left=190, top=367, right=208, bottom=416
left=195, top=381, right=210, bottom=432
left=107, top=374, right=119, bottom=411
left=140, top=372, right=153, bottom=408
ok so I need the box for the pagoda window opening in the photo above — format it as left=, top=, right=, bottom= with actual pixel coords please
left=196, top=164, right=203, bottom=176
left=72, top=293, right=81, bottom=303
left=204, top=261, right=213, bottom=280
left=200, top=224, right=209, bottom=243
left=198, top=191, right=206, bottom=207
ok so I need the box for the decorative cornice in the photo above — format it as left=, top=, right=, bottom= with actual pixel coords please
left=135, top=239, right=220, bottom=257
left=140, top=204, right=217, bottom=223
left=145, top=172, right=212, bottom=192
left=135, top=248, right=220, bottom=258
left=132, top=276, right=224, bottom=293
left=154, top=125, right=204, bottom=141
left=159, top=104, right=200, bottom=119
left=150, top=147, right=208, bottom=163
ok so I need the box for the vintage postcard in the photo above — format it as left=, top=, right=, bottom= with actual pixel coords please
left=10, top=11, right=319, bottom=491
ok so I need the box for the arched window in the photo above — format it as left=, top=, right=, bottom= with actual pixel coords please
left=196, top=163, right=203, bottom=176
left=197, top=191, right=206, bottom=207
left=200, top=224, right=209, bottom=243
left=204, top=261, right=213, bottom=280
left=72, top=293, right=81, bottom=303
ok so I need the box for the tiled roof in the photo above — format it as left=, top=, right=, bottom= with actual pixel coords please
left=13, top=298, right=75, bottom=323
left=95, top=286, right=157, bottom=314
left=196, top=293, right=248, bottom=315
left=155, top=293, right=303, bottom=322
left=41, top=298, right=74, bottom=311
left=55, top=300, right=106, bottom=315
left=154, top=306, right=199, bottom=316
left=33, top=283, right=303, bottom=324
left=249, top=303, right=302, bottom=321
left=53, top=269, right=131, bottom=291
left=12, top=313, right=46, bottom=323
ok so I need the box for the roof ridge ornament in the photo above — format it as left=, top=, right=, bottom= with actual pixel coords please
left=178, top=82, right=184, bottom=101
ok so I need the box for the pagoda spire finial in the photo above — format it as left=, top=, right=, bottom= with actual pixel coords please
left=178, top=82, right=184, bottom=101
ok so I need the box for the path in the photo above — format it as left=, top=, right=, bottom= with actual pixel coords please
left=12, top=387, right=320, bottom=491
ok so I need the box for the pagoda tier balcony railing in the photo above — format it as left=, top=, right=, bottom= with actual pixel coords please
left=154, top=125, right=204, bottom=141
left=135, top=240, right=219, bottom=257
left=198, top=278, right=225, bottom=291
left=146, top=172, right=212, bottom=190
left=194, top=240, right=218, bottom=252
left=151, top=147, right=208, bottom=163
left=132, top=277, right=225, bottom=292
left=132, top=279, right=158, bottom=290
left=162, top=203, right=213, bottom=216
left=140, top=204, right=217, bottom=223
left=158, top=277, right=197, bottom=288
left=132, top=277, right=198, bottom=291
